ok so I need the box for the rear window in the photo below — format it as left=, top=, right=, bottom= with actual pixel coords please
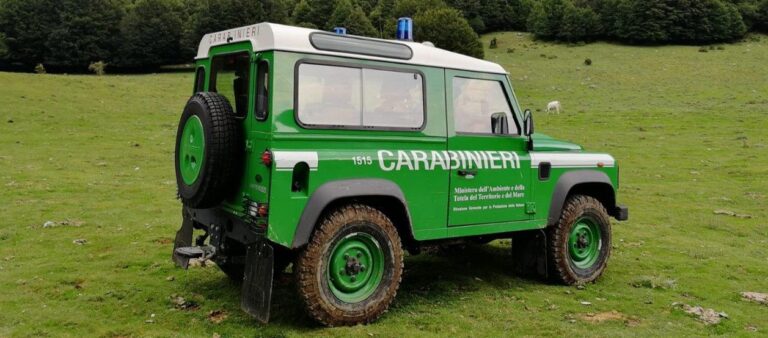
left=296, top=63, right=424, bottom=129
left=210, top=52, right=250, bottom=117
left=193, top=67, right=205, bottom=92
left=254, top=60, right=269, bottom=120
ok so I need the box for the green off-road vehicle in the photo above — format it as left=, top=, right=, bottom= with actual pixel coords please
left=172, top=22, right=628, bottom=326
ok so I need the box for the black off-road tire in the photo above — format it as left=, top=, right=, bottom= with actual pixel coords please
left=296, top=204, right=404, bottom=326
left=547, top=195, right=612, bottom=285
left=217, top=261, right=245, bottom=282
left=174, top=92, right=242, bottom=208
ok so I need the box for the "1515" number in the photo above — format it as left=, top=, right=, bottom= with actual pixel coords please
left=352, top=155, right=373, bottom=166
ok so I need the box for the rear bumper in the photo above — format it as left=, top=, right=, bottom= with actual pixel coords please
left=172, top=206, right=266, bottom=267
left=172, top=206, right=274, bottom=323
left=613, top=205, right=629, bottom=221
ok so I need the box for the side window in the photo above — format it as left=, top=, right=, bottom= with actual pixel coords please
left=254, top=60, right=269, bottom=120
left=296, top=63, right=424, bottom=129
left=193, top=67, right=205, bottom=93
left=362, top=69, right=424, bottom=128
left=298, top=64, right=361, bottom=126
left=210, top=52, right=250, bottom=117
left=452, top=78, right=518, bottom=135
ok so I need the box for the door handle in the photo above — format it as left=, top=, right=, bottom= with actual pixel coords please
left=457, top=169, right=477, bottom=177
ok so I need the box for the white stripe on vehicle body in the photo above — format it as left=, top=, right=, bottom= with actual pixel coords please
left=273, top=151, right=319, bottom=171
left=530, top=152, right=615, bottom=168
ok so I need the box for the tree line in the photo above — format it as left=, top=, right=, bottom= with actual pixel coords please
left=0, top=0, right=766, bottom=72
left=525, top=0, right=768, bottom=43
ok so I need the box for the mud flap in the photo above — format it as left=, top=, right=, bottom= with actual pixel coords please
left=511, top=229, right=548, bottom=280
left=172, top=208, right=195, bottom=269
left=241, top=241, right=274, bottom=323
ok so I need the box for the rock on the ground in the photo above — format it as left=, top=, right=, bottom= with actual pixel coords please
left=741, top=292, right=768, bottom=305
left=170, top=295, right=199, bottom=310
left=188, top=258, right=216, bottom=268
left=44, top=220, right=84, bottom=228
left=713, top=209, right=753, bottom=219
left=674, top=302, right=728, bottom=325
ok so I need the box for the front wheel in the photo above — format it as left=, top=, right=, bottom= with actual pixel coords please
left=547, top=195, right=612, bottom=285
left=295, top=204, right=404, bottom=326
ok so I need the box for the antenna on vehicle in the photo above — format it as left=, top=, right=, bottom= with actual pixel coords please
left=333, top=27, right=347, bottom=35
left=396, top=17, right=413, bottom=41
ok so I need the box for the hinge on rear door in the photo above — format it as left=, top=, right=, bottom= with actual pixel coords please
left=525, top=202, right=537, bottom=214
left=245, top=140, right=253, bottom=153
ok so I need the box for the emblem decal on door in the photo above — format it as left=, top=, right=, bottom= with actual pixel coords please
left=376, top=150, right=521, bottom=172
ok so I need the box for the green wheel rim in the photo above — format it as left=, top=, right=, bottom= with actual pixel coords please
left=178, top=115, right=205, bottom=185
left=327, top=231, right=385, bottom=303
left=568, top=217, right=602, bottom=269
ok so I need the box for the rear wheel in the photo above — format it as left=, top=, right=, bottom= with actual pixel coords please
left=296, top=204, right=403, bottom=326
left=217, top=261, right=245, bottom=281
left=547, top=195, right=611, bottom=285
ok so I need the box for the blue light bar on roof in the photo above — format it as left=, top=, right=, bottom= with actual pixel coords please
left=396, top=17, right=413, bottom=41
left=333, top=27, right=347, bottom=35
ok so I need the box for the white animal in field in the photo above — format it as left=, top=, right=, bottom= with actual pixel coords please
left=546, top=101, right=562, bottom=114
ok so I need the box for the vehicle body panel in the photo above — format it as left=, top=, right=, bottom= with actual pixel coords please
left=191, top=43, right=621, bottom=250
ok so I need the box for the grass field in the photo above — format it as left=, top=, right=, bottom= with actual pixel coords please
left=1, top=32, right=767, bottom=337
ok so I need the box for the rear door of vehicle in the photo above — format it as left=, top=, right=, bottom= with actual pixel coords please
left=246, top=54, right=273, bottom=207
left=207, top=49, right=273, bottom=209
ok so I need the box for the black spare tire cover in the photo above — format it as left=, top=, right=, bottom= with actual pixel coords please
left=174, top=92, right=242, bottom=208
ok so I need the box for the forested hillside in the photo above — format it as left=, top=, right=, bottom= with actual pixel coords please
left=1, top=0, right=766, bottom=71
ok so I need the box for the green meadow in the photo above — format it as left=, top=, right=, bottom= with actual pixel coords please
left=1, top=32, right=767, bottom=337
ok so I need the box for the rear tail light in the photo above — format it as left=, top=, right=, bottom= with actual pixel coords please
left=261, top=149, right=272, bottom=167
left=257, top=203, right=269, bottom=217
left=247, top=202, right=269, bottom=218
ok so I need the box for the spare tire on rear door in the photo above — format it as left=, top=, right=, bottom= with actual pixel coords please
left=175, top=92, right=242, bottom=208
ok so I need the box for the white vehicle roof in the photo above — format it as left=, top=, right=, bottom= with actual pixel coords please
left=196, top=22, right=507, bottom=74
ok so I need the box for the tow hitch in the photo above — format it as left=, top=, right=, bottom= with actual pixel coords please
left=174, top=245, right=216, bottom=261
left=172, top=207, right=275, bottom=323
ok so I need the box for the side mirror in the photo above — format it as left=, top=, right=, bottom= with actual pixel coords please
left=490, top=112, right=509, bottom=135
left=523, top=109, right=534, bottom=136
